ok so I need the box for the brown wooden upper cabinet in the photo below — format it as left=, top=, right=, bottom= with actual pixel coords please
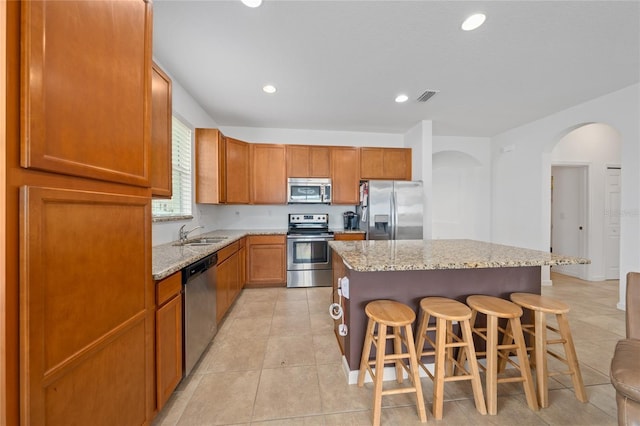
left=360, top=147, right=412, bottom=180
left=226, top=138, right=251, bottom=204
left=20, top=0, right=152, bottom=187
left=195, top=128, right=225, bottom=204
left=151, top=63, right=173, bottom=198
left=331, top=147, right=360, bottom=205
left=286, top=145, right=331, bottom=178
left=195, top=131, right=250, bottom=204
left=251, top=144, right=286, bottom=204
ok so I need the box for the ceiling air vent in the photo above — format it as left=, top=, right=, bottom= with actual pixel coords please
left=417, top=90, right=439, bottom=103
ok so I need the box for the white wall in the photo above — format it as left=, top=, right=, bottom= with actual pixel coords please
left=491, top=83, right=639, bottom=308
left=404, top=121, right=433, bottom=239
left=219, top=126, right=404, bottom=147
left=551, top=123, right=622, bottom=281
left=432, top=136, right=491, bottom=241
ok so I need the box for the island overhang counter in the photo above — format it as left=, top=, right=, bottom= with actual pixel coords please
left=328, top=239, right=590, bottom=378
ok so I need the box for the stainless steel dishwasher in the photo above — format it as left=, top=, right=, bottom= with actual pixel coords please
left=182, top=253, right=217, bottom=376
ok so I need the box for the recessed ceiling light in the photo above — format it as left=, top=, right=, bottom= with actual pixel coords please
left=461, top=13, right=486, bottom=31
left=263, top=84, right=276, bottom=94
left=241, top=0, right=262, bottom=7
left=395, top=94, right=409, bottom=103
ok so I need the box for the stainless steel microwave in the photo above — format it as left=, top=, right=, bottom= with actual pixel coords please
left=287, top=178, right=332, bottom=204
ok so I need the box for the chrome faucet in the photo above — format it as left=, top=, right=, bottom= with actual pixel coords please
left=179, top=225, right=204, bottom=242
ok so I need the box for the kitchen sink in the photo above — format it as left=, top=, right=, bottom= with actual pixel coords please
left=173, top=237, right=227, bottom=246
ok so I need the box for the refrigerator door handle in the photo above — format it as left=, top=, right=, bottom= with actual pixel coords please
left=391, top=191, right=397, bottom=240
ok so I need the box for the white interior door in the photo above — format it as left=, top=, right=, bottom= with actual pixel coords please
left=551, top=166, right=587, bottom=279
left=605, top=167, right=621, bottom=279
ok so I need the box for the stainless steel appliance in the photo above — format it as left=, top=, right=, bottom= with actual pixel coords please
left=287, top=178, right=332, bottom=204
left=286, top=213, right=334, bottom=287
left=357, top=180, right=424, bottom=240
left=182, top=253, right=217, bottom=376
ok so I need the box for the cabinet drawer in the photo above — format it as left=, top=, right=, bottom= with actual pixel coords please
left=157, top=272, right=182, bottom=306
left=248, top=235, right=285, bottom=245
left=334, top=232, right=365, bottom=241
left=217, top=241, right=239, bottom=264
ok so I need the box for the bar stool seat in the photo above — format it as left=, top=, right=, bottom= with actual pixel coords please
left=357, top=300, right=426, bottom=425
left=415, top=297, right=487, bottom=419
left=510, top=292, right=588, bottom=407
left=461, top=295, right=539, bottom=415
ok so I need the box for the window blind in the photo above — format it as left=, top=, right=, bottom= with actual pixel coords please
left=152, top=116, right=192, bottom=217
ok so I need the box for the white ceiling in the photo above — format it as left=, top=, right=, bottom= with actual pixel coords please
left=153, top=0, right=640, bottom=137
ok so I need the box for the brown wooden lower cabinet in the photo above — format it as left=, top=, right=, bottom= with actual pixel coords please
left=155, top=272, right=183, bottom=411
left=246, top=234, right=286, bottom=287
left=334, top=232, right=365, bottom=241
left=216, top=241, right=241, bottom=323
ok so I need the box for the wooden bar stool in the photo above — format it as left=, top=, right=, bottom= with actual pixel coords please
left=415, top=297, right=487, bottom=419
left=357, top=300, right=426, bottom=425
left=510, top=292, right=588, bottom=407
left=461, top=295, right=539, bottom=415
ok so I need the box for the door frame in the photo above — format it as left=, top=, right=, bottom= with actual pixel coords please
left=550, top=163, right=589, bottom=280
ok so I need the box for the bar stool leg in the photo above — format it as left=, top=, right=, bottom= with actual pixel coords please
left=511, top=318, right=539, bottom=411
left=486, top=314, right=499, bottom=415
left=405, top=323, right=427, bottom=422
left=533, top=309, right=549, bottom=407
left=372, top=323, right=387, bottom=426
left=358, top=318, right=376, bottom=387
left=460, top=319, right=487, bottom=415
left=557, top=313, right=588, bottom=403
left=433, top=316, right=447, bottom=419
left=393, top=326, right=404, bottom=384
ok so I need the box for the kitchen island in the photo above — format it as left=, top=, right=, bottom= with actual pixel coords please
left=328, top=239, right=590, bottom=380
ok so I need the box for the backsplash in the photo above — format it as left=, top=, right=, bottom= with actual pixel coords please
left=152, top=203, right=356, bottom=246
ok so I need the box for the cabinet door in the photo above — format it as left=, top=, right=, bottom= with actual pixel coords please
left=20, top=186, right=153, bottom=425
left=359, top=148, right=384, bottom=179
left=216, top=255, right=233, bottom=323
left=20, top=0, right=152, bottom=187
left=251, top=144, right=286, bottom=204
left=360, top=148, right=412, bottom=180
left=382, top=148, right=412, bottom=180
left=331, top=147, right=360, bottom=205
left=309, top=146, right=331, bottom=177
left=238, top=238, right=247, bottom=291
left=286, top=145, right=310, bottom=178
left=195, top=128, right=225, bottom=204
left=246, top=235, right=286, bottom=286
left=151, top=63, right=172, bottom=198
left=226, top=138, right=250, bottom=204
left=156, top=293, right=183, bottom=411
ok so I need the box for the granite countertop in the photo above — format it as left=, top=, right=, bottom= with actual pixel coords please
left=152, top=229, right=286, bottom=280
left=329, top=239, right=590, bottom=272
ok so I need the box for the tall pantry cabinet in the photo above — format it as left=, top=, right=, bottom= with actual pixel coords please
left=4, top=1, right=155, bottom=424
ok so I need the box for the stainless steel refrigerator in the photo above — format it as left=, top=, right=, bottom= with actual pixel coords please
left=357, top=180, right=424, bottom=240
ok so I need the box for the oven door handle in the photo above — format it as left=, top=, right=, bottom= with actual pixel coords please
left=287, top=236, right=334, bottom=242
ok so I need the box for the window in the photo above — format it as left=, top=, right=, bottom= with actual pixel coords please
left=152, top=116, right=192, bottom=218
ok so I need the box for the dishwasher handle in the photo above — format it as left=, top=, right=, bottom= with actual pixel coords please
left=182, top=253, right=218, bottom=284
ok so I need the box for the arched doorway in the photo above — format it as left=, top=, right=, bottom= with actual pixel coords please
left=549, top=123, right=622, bottom=281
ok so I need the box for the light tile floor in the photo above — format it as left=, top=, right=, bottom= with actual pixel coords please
left=153, top=272, right=624, bottom=425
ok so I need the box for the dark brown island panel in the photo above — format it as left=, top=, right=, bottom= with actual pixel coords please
left=329, top=239, right=590, bottom=373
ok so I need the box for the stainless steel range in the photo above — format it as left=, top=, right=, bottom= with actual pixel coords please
left=286, top=213, right=334, bottom=288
